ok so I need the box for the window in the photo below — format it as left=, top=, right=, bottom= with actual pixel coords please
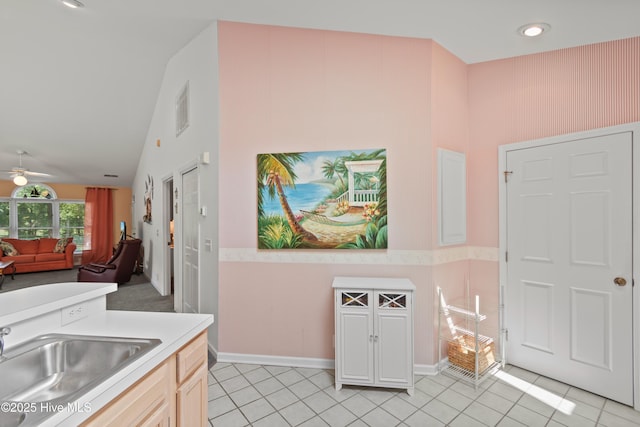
left=59, top=202, right=85, bottom=250
left=1, top=184, right=84, bottom=249
left=0, top=201, right=8, bottom=238
left=17, top=200, right=53, bottom=238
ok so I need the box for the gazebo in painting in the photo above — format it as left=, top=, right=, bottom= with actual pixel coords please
left=337, top=159, right=383, bottom=207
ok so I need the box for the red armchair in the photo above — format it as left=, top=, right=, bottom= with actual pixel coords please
left=77, top=239, right=142, bottom=284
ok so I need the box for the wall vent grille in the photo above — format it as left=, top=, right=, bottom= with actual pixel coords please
left=176, top=81, right=189, bottom=137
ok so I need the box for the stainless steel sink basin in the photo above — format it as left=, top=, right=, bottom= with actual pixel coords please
left=0, top=334, right=161, bottom=426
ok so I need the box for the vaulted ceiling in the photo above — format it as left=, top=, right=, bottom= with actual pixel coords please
left=1, top=0, right=639, bottom=187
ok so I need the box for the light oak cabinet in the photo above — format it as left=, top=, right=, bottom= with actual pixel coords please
left=176, top=332, right=209, bottom=427
left=333, top=277, right=415, bottom=395
left=82, top=357, right=175, bottom=427
left=82, top=331, right=208, bottom=426
left=177, top=364, right=208, bottom=426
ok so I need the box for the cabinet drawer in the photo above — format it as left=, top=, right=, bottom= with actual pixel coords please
left=177, top=331, right=208, bottom=384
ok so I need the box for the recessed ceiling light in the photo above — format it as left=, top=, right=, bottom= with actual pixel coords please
left=61, top=0, right=84, bottom=9
left=518, top=23, right=551, bottom=37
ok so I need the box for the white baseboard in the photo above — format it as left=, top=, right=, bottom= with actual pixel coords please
left=414, top=363, right=439, bottom=376
left=215, top=352, right=439, bottom=376
left=208, top=343, right=218, bottom=360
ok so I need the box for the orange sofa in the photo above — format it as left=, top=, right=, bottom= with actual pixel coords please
left=0, top=238, right=76, bottom=274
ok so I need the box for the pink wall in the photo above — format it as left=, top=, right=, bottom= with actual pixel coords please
left=431, top=42, right=469, bottom=157
left=429, top=42, right=472, bottom=360
left=218, top=22, right=434, bottom=250
left=219, top=263, right=429, bottom=359
left=466, top=37, right=640, bottom=355
left=466, top=38, right=640, bottom=339
left=217, top=20, right=640, bottom=367
left=468, top=37, right=640, bottom=248
left=218, top=22, right=437, bottom=363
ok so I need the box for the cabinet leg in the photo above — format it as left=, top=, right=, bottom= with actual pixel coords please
left=335, top=382, right=342, bottom=392
left=406, top=387, right=414, bottom=396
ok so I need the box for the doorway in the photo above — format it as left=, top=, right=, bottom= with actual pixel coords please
left=500, top=127, right=635, bottom=406
left=163, top=177, right=174, bottom=298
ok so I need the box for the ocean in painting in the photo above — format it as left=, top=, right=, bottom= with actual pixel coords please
left=261, top=182, right=332, bottom=216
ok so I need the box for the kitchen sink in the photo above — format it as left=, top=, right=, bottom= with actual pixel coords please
left=0, top=334, right=161, bottom=426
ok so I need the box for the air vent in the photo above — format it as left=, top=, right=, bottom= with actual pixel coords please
left=104, top=174, right=119, bottom=178
left=176, top=82, right=189, bottom=137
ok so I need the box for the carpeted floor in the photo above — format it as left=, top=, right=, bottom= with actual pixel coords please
left=0, top=267, right=175, bottom=312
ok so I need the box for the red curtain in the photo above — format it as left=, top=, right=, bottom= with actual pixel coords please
left=82, top=187, right=114, bottom=264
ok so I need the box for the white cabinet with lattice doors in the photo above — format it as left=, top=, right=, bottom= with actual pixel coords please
left=333, top=277, right=415, bottom=395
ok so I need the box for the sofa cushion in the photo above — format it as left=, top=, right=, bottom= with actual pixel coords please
left=0, top=240, right=19, bottom=256
left=35, top=253, right=66, bottom=262
left=53, top=238, right=71, bottom=253
left=2, top=254, right=35, bottom=264
left=5, top=238, right=39, bottom=255
left=39, top=238, right=59, bottom=253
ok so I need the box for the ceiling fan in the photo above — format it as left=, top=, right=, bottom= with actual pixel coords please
left=1, top=150, right=52, bottom=186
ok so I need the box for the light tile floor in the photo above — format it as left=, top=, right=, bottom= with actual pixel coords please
left=207, top=363, right=640, bottom=426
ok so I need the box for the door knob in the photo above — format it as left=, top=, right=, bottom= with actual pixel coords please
left=614, top=277, right=627, bottom=286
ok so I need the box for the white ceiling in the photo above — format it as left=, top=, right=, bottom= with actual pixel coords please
left=1, top=0, right=639, bottom=187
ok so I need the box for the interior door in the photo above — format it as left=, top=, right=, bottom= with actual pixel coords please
left=505, top=131, right=633, bottom=405
left=182, top=167, right=199, bottom=314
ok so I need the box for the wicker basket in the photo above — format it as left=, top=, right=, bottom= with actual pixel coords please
left=447, top=334, right=495, bottom=374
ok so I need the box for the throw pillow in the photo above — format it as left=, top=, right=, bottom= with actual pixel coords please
left=0, top=240, right=19, bottom=256
left=53, top=238, right=69, bottom=254
left=39, top=238, right=59, bottom=253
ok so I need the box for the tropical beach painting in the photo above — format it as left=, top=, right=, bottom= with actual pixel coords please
left=257, top=148, right=387, bottom=249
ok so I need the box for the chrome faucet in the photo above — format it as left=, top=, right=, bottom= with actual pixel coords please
left=0, top=327, right=11, bottom=358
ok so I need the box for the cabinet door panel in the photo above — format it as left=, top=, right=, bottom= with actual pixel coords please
left=140, top=402, right=170, bottom=427
left=177, top=364, right=208, bottom=427
left=81, top=359, right=174, bottom=427
left=376, top=312, right=411, bottom=384
left=338, top=311, right=373, bottom=383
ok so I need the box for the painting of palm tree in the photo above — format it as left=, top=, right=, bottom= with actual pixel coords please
left=257, top=149, right=387, bottom=249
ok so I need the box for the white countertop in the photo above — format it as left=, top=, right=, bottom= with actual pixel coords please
left=0, top=282, right=117, bottom=326
left=0, top=282, right=213, bottom=426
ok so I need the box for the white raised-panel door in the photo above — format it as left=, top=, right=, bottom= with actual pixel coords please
left=375, top=291, right=412, bottom=387
left=505, top=131, right=633, bottom=405
left=182, top=167, right=199, bottom=314
left=335, top=290, right=374, bottom=388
